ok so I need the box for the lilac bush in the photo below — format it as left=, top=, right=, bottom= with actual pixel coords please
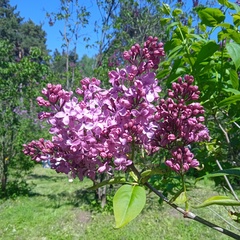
left=23, top=36, right=209, bottom=180
left=22, top=36, right=240, bottom=238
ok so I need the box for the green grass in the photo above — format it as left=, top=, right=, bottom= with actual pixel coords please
left=1, top=165, right=240, bottom=240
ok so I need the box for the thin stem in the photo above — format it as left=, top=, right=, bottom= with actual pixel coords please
left=221, top=110, right=240, bottom=129
left=214, top=113, right=235, bottom=161
left=216, top=159, right=239, bottom=202
left=194, top=199, right=240, bottom=232
left=177, top=26, right=194, bottom=73
left=145, top=181, right=240, bottom=239
left=232, top=121, right=240, bottom=129
left=218, top=121, right=230, bottom=144
left=129, top=164, right=240, bottom=239
left=219, top=38, right=225, bottom=92
left=180, top=173, right=189, bottom=210
left=165, top=7, right=195, bottom=74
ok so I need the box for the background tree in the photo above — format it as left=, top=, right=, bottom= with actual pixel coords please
left=93, top=0, right=169, bottom=83
left=93, top=0, right=218, bottom=82
left=0, top=40, right=51, bottom=196
left=0, top=1, right=51, bottom=195
left=47, top=0, right=90, bottom=90
left=0, top=0, right=48, bottom=59
left=18, top=20, right=48, bottom=57
left=0, top=0, right=23, bottom=45
left=78, top=54, right=95, bottom=78
left=51, top=49, right=66, bottom=75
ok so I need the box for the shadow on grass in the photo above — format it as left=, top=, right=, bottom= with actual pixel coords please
left=0, top=180, right=31, bottom=199
left=25, top=178, right=98, bottom=210
left=27, top=173, right=66, bottom=181
left=45, top=188, right=97, bottom=209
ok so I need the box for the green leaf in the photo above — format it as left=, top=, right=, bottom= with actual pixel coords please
left=188, top=15, right=193, bottom=27
left=191, top=41, right=206, bottom=52
left=233, top=13, right=240, bottom=26
left=113, top=185, right=146, bottom=228
left=174, top=191, right=187, bottom=205
left=160, top=18, right=171, bottom=25
left=196, top=168, right=240, bottom=182
left=141, top=168, right=164, bottom=178
left=175, top=67, right=186, bottom=75
left=228, top=2, right=240, bottom=13
left=187, top=34, right=206, bottom=42
left=218, top=94, right=240, bottom=107
left=170, top=189, right=187, bottom=205
left=229, top=211, right=240, bottom=223
left=172, top=8, right=182, bottom=17
left=88, top=177, right=127, bottom=190
left=164, top=38, right=181, bottom=52
left=193, top=196, right=240, bottom=208
left=223, top=88, right=240, bottom=95
left=166, top=22, right=179, bottom=34
left=194, top=41, right=219, bottom=66
left=226, top=42, right=240, bottom=69
left=162, top=3, right=171, bottom=15
left=167, top=45, right=183, bottom=61
left=141, top=170, right=152, bottom=178
left=140, top=168, right=165, bottom=183
left=218, top=0, right=235, bottom=9
left=129, top=171, right=138, bottom=182
left=156, top=69, right=171, bottom=80
left=197, top=8, right=225, bottom=27
left=217, top=23, right=233, bottom=29
left=229, top=69, right=239, bottom=89
left=225, top=29, right=240, bottom=43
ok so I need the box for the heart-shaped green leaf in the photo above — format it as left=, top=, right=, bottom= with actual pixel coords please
left=113, top=185, right=146, bottom=228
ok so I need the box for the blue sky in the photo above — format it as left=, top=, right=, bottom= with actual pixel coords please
left=9, top=0, right=236, bottom=59
left=10, top=0, right=101, bottom=58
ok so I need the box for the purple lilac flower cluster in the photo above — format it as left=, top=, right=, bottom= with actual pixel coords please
left=152, top=76, right=210, bottom=173
left=23, top=36, right=209, bottom=180
left=23, top=138, right=54, bottom=162
left=25, top=79, right=112, bottom=180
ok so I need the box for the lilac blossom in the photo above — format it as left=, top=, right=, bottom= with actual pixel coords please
left=23, top=37, right=209, bottom=180
left=165, top=147, right=199, bottom=173
left=151, top=75, right=210, bottom=173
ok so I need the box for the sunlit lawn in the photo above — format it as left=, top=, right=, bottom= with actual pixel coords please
left=0, top=164, right=240, bottom=240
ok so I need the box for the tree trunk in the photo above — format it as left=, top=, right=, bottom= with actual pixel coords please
left=96, top=173, right=107, bottom=208
left=0, top=157, right=8, bottom=194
